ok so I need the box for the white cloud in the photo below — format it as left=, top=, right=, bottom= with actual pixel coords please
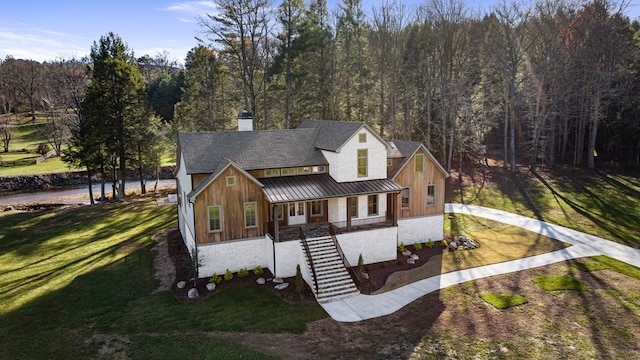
left=0, top=25, right=90, bottom=62
left=164, top=1, right=218, bottom=16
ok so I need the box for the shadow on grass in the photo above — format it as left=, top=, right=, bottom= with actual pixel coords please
left=534, top=172, right=640, bottom=247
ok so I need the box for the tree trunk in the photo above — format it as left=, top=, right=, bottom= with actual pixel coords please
left=87, top=167, right=95, bottom=205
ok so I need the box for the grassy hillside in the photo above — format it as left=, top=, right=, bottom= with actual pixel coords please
left=0, top=197, right=325, bottom=359
left=448, top=163, right=640, bottom=249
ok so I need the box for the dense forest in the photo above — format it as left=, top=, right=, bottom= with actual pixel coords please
left=1, top=0, right=640, bottom=192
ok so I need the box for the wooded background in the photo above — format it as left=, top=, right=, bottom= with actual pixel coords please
left=1, top=0, right=639, bottom=183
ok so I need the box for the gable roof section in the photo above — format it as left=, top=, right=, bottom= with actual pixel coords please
left=178, top=128, right=327, bottom=175
left=387, top=140, right=449, bottom=179
left=298, top=119, right=387, bottom=152
left=186, top=159, right=263, bottom=202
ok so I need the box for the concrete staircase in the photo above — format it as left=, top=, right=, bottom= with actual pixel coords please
left=300, top=236, right=360, bottom=302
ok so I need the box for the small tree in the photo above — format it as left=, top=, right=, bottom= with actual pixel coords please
left=295, top=264, right=304, bottom=296
left=357, top=254, right=364, bottom=277
left=183, top=246, right=204, bottom=288
left=0, top=117, right=12, bottom=152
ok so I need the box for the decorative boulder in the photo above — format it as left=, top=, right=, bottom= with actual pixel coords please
left=274, top=282, right=289, bottom=290
left=256, top=278, right=266, bottom=285
left=402, top=250, right=412, bottom=256
left=206, top=283, right=216, bottom=291
left=411, top=254, right=420, bottom=261
left=187, top=288, right=199, bottom=299
left=362, top=272, right=369, bottom=280
left=407, top=258, right=416, bottom=265
left=272, top=277, right=284, bottom=284
left=176, top=281, right=187, bottom=289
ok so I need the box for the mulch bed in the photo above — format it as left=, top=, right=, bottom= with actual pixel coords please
left=166, top=229, right=316, bottom=303
left=166, top=228, right=450, bottom=302
left=351, top=243, right=446, bottom=294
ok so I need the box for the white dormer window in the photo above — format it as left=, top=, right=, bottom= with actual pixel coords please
left=226, top=176, right=236, bottom=187
left=359, top=133, right=367, bottom=143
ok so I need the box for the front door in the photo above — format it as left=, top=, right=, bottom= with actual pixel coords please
left=288, top=202, right=306, bottom=225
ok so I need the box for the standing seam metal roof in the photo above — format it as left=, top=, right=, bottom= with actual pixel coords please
left=260, top=174, right=403, bottom=203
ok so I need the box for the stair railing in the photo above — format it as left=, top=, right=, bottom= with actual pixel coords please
left=299, top=227, right=319, bottom=295
left=329, top=224, right=361, bottom=282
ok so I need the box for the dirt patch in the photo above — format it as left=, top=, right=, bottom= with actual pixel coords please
left=151, top=229, right=176, bottom=293
left=220, top=259, right=640, bottom=359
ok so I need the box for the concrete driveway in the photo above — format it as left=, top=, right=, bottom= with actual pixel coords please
left=320, top=203, right=640, bottom=322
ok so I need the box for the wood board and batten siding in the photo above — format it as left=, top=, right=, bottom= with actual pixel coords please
left=393, top=148, right=446, bottom=218
left=192, top=167, right=266, bottom=244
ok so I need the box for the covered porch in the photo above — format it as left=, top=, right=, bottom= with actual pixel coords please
left=261, top=174, right=403, bottom=242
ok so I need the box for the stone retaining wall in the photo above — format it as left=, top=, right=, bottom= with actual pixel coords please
left=0, top=165, right=176, bottom=193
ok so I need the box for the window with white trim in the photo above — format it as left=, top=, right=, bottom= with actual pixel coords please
left=226, top=176, right=236, bottom=187
left=401, top=188, right=410, bottom=209
left=264, top=169, right=280, bottom=177
left=311, top=200, right=323, bottom=216
left=281, top=167, right=296, bottom=175
left=312, top=165, right=326, bottom=173
left=208, top=205, right=222, bottom=232
left=359, top=133, right=367, bottom=143
left=367, top=194, right=378, bottom=216
left=244, top=202, right=257, bottom=228
left=415, top=154, right=424, bottom=173
left=427, top=185, right=436, bottom=206
left=297, top=166, right=311, bottom=174
left=357, top=149, right=368, bottom=177
left=349, top=197, right=358, bottom=218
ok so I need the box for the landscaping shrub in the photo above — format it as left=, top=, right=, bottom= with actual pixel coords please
left=398, top=242, right=406, bottom=253
left=441, top=239, right=448, bottom=248
left=224, top=269, right=234, bottom=281
left=426, top=239, right=434, bottom=248
left=238, top=268, right=249, bottom=278
left=414, top=242, right=423, bottom=251
left=253, top=266, right=264, bottom=276
left=210, top=273, right=222, bottom=284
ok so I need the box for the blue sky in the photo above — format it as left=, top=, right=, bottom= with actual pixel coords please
left=1, top=0, right=639, bottom=64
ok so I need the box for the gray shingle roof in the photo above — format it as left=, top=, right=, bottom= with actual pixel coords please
left=298, top=119, right=365, bottom=151
left=178, top=129, right=327, bottom=174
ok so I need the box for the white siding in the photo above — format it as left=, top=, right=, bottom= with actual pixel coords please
left=176, top=154, right=196, bottom=250
left=397, top=214, right=444, bottom=246
left=336, top=227, right=398, bottom=265
left=323, top=127, right=387, bottom=182
left=198, top=236, right=273, bottom=277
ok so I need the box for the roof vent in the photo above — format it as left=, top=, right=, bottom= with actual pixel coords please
left=238, top=111, right=253, bottom=131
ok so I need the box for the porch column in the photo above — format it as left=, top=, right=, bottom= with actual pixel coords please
left=392, top=192, right=398, bottom=226
left=346, top=197, right=352, bottom=232
left=272, top=204, right=280, bottom=242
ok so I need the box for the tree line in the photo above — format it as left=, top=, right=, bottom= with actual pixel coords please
left=1, top=0, right=639, bottom=201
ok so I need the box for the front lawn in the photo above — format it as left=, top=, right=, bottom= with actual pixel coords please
left=0, top=198, right=325, bottom=359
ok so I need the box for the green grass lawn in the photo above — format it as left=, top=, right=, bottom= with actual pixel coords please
left=533, top=275, right=587, bottom=291
left=450, top=169, right=640, bottom=249
left=480, top=293, right=529, bottom=309
left=0, top=198, right=325, bottom=359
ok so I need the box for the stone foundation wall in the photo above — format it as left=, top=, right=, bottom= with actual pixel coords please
left=0, top=165, right=176, bottom=193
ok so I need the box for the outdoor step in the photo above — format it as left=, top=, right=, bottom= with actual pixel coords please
left=317, top=285, right=359, bottom=299
left=316, top=276, right=353, bottom=287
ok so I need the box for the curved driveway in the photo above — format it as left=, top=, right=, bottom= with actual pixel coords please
left=320, top=203, right=640, bottom=322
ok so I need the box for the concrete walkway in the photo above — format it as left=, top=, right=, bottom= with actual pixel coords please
left=320, top=203, right=640, bottom=322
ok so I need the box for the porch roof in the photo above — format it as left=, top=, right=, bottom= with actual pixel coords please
left=261, top=174, right=403, bottom=203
